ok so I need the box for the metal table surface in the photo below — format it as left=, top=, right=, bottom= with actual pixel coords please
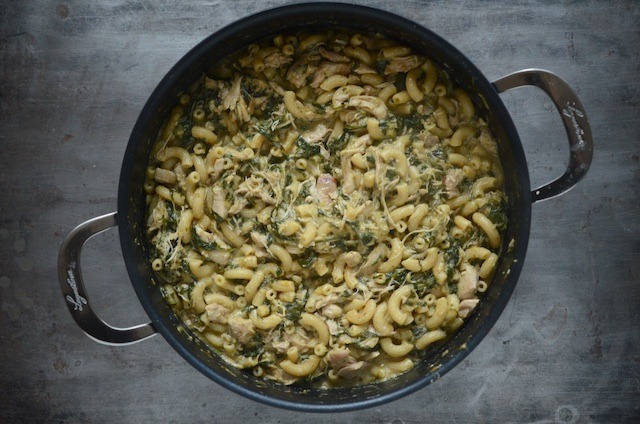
left=1, top=1, right=638, bottom=422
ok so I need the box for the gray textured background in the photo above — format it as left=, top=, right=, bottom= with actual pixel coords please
left=1, top=1, right=639, bottom=423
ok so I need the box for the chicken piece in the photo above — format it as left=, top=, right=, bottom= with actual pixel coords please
left=302, top=123, right=331, bottom=144
left=479, top=129, right=499, bottom=155
left=362, top=351, right=381, bottom=361
left=316, top=173, right=338, bottom=206
left=384, top=55, right=421, bottom=74
left=173, top=164, right=186, bottom=190
left=321, top=304, right=343, bottom=319
left=284, top=330, right=311, bottom=350
left=221, top=76, right=250, bottom=122
left=147, top=200, right=168, bottom=233
left=358, top=243, right=387, bottom=276
left=319, top=47, right=350, bottom=63
left=314, top=293, right=339, bottom=310
left=221, top=76, right=241, bottom=111
left=347, top=96, right=388, bottom=119
left=332, top=88, right=351, bottom=108
left=228, top=315, right=255, bottom=344
left=205, top=302, right=231, bottom=324
left=310, top=62, right=351, bottom=88
left=326, top=347, right=367, bottom=379
left=458, top=298, right=480, bottom=318
left=272, top=367, right=298, bottom=385
left=264, top=52, right=292, bottom=69
left=154, top=168, right=177, bottom=185
left=344, top=251, right=363, bottom=267
left=210, top=157, right=225, bottom=179
left=271, top=339, right=291, bottom=353
left=228, top=197, right=248, bottom=215
left=286, top=65, right=309, bottom=88
left=341, top=154, right=355, bottom=195
left=326, top=319, right=340, bottom=335
left=327, top=347, right=355, bottom=370
left=211, top=186, right=227, bottom=219
left=420, top=132, right=439, bottom=148
left=457, top=264, right=479, bottom=300
left=194, top=224, right=231, bottom=249
left=286, top=53, right=318, bottom=89
left=337, top=361, right=367, bottom=379
left=332, top=85, right=365, bottom=109
left=202, top=249, right=231, bottom=266
left=354, top=63, right=376, bottom=75
left=268, top=81, right=286, bottom=96
left=444, top=169, right=464, bottom=192
left=250, top=231, right=270, bottom=250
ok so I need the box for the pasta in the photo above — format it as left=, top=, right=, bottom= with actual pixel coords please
left=146, top=30, right=508, bottom=388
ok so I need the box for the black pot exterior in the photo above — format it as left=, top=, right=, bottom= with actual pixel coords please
left=117, top=2, right=531, bottom=412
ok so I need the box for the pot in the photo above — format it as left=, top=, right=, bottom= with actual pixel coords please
left=58, top=2, right=592, bottom=412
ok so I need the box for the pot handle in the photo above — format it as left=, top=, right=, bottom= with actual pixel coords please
left=492, top=69, right=593, bottom=203
left=58, top=212, right=157, bottom=345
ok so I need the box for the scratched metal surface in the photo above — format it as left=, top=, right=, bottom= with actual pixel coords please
left=0, top=0, right=638, bottom=422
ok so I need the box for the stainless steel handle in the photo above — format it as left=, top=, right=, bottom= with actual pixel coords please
left=58, top=212, right=156, bottom=345
left=493, top=69, right=593, bottom=203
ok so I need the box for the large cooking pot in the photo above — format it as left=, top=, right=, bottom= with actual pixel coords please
left=58, top=2, right=592, bottom=412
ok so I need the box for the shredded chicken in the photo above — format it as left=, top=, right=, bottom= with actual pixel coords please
left=319, top=47, right=350, bottom=63
left=338, top=361, right=367, bottom=379
left=147, top=200, right=168, bottom=234
left=324, top=320, right=340, bottom=337
left=202, top=249, right=231, bottom=266
left=194, top=224, right=231, bottom=250
left=327, top=347, right=354, bottom=369
left=354, top=63, right=376, bottom=75
left=341, top=154, right=355, bottom=195
left=228, top=197, right=248, bottom=215
left=154, top=168, right=176, bottom=185
left=272, top=367, right=298, bottom=385
left=358, top=243, right=387, bottom=276
left=228, top=315, right=255, bottom=344
left=321, top=304, right=343, bottom=319
left=385, top=55, right=421, bottom=74
left=286, top=53, right=318, bottom=88
left=444, top=169, right=464, bottom=195
left=326, top=347, right=367, bottom=379
left=347, top=96, right=388, bottom=119
left=210, top=158, right=225, bottom=179
left=458, top=264, right=479, bottom=300
left=316, top=173, right=338, bottom=206
left=173, top=164, right=186, bottom=190
left=271, top=339, right=290, bottom=353
left=211, top=186, right=227, bottom=219
left=285, top=330, right=311, bottom=350
left=332, top=85, right=364, bottom=108
left=250, top=231, right=270, bottom=250
left=264, top=52, right=292, bottom=69
left=302, top=123, right=331, bottom=144
left=458, top=298, right=479, bottom=318
left=420, top=132, right=440, bottom=148
left=310, top=62, right=351, bottom=88
left=314, top=293, right=339, bottom=310
left=221, top=76, right=241, bottom=110
left=205, top=302, right=231, bottom=324
left=221, top=76, right=250, bottom=122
